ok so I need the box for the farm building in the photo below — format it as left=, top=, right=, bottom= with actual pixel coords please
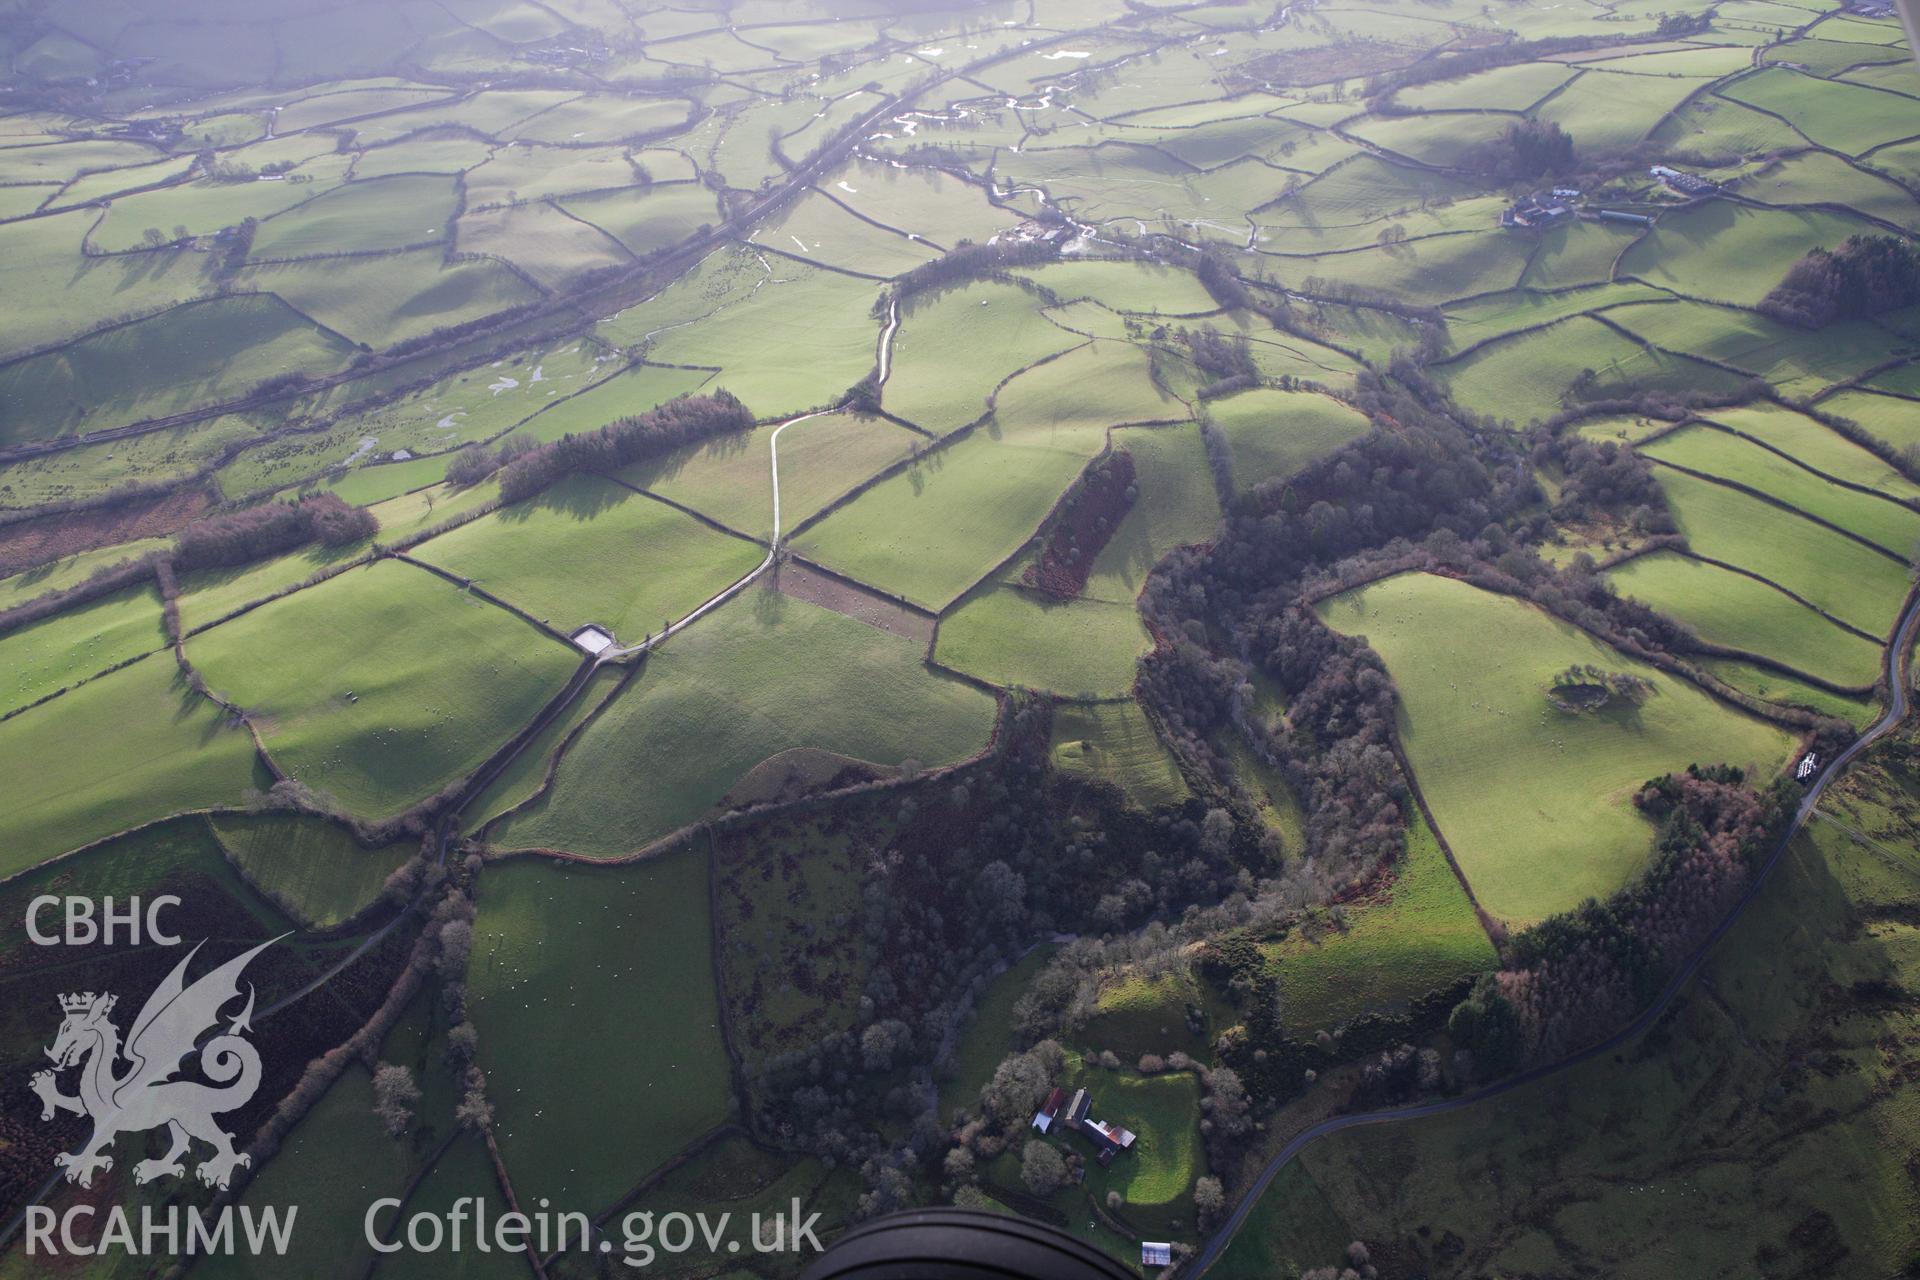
left=571, top=624, right=615, bottom=655
left=1650, top=165, right=1718, bottom=196
left=1049, top=1087, right=1137, bottom=1166
left=1593, top=209, right=1654, bottom=226
left=1501, top=193, right=1573, bottom=229
left=1084, top=1118, right=1138, bottom=1161
left=1031, top=1086, right=1067, bottom=1134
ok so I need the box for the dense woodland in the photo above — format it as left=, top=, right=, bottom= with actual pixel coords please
left=1760, top=234, right=1920, bottom=329
left=495, top=390, right=752, bottom=502
left=1451, top=766, right=1797, bottom=1071
left=748, top=703, right=1252, bottom=1215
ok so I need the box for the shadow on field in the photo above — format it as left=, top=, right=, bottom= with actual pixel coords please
left=497, top=473, right=630, bottom=524
left=619, top=426, right=757, bottom=491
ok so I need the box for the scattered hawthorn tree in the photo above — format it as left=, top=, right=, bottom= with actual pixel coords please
left=1020, top=1140, right=1069, bottom=1196
left=371, top=1063, right=420, bottom=1137
left=1193, top=1175, right=1227, bottom=1229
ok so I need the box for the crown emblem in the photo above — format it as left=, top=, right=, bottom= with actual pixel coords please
left=59, top=992, right=107, bottom=1014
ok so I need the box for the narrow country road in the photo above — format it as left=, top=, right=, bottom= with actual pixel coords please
left=876, top=296, right=900, bottom=385
left=1188, top=589, right=1920, bottom=1278
left=601, top=409, right=829, bottom=661
left=603, top=282, right=901, bottom=662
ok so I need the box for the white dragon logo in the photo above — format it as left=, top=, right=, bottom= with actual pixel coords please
left=30, top=938, right=278, bottom=1190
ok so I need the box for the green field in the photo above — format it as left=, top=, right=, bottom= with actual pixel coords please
left=188, top=559, right=579, bottom=820
left=469, top=848, right=732, bottom=1215
left=1703, top=657, right=1881, bottom=727
left=0, top=410, right=271, bottom=507
left=363, top=478, right=502, bottom=543
left=210, top=812, right=413, bottom=928
left=1216, top=739, right=1920, bottom=1278
left=793, top=429, right=1090, bottom=610
left=757, top=189, right=939, bottom=277
left=1533, top=67, right=1707, bottom=149
left=1011, top=259, right=1221, bottom=314
left=464, top=143, right=648, bottom=207
left=1652, top=93, right=1806, bottom=158
left=508, top=93, right=693, bottom=143
left=1205, top=387, right=1371, bottom=493
left=883, top=280, right=1082, bottom=433
left=351, top=131, right=494, bottom=180
left=489, top=591, right=995, bottom=856
left=0, top=583, right=166, bottom=715
left=0, top=210, right=224, bottom=357
left=1279, top=232, right=1533, bottom=309
left=412, top=474, right=763, bottom=641
left=1346, top=112, right=1516, bottom=169
left=1089, top=426, right=1221, bottom=600
left=1703, top=403, right=1920, bottom=499
left=90, top=155, right=356, bottom=252
left=1818, top=388, right=1920, bottom=454
left=1437, top=317, right=1745, bottom=427
left=273, top=85, right=451, bottom=132
left=936, top=586, right=1150, bottom=697
left=1264, top=813, right=1497, bottom=1036
left=0, top=294, right=356, bottom=443
left=562, top=182, right=718, bottom=259
left=461, top=663, right=631, bottom=830
left=0, top=539, right=170, bottom=609
left=248, top=173, right=458, bottom=259
left=506, top=363, right=715, bottom=447
left=234, top=249, right=543, bottom=351
left=177, top=540, right=371, bottom=634
left=1237, top=323, right=1365, bottom=392
left=456, top=200, right=631, bottom=290
left=1219, top=722, right=1307, bottom=853
left=824, top=157, right=1020, bottom=247
left=1319, top=573, right=1795, bottom=924
left=1606, top=549, right=1882, bottom=687
left=1655, top=466, right=1913, bottom=637
left=0, top=654, right=263, bottom=875
left=1395, top=62, right=1577, bottom=112
left=1605, top=299, right=1906, bottom=398
left=1441, top=283, right=1668, bottom=344
left=1050, top=699, right=1188, bottom=810
left=1641, top=426, right=1920, bottom=557
left=1618, top=202, right=1878, bottom=307
left=611, top=257, right=882, bottom=420
left=994, top=339, right=1188, bottom=450
left=198, top=1067, right=415, bottom=1280
left=1519, top=219, right=1641, bottom=289
left=1058, top=1054, right=1204, bottom=1212
left=371, top=1136, right=526, bottom=1280
left=622, top=411, right=920, bottom=539
left=1721, top=66, right=1920, bottom=155
left=285, top=338, right=625, bottom=474
left=1079, top=968, right=1209, bottom=1062
left=1741, top=149, right=1920, bottom=233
